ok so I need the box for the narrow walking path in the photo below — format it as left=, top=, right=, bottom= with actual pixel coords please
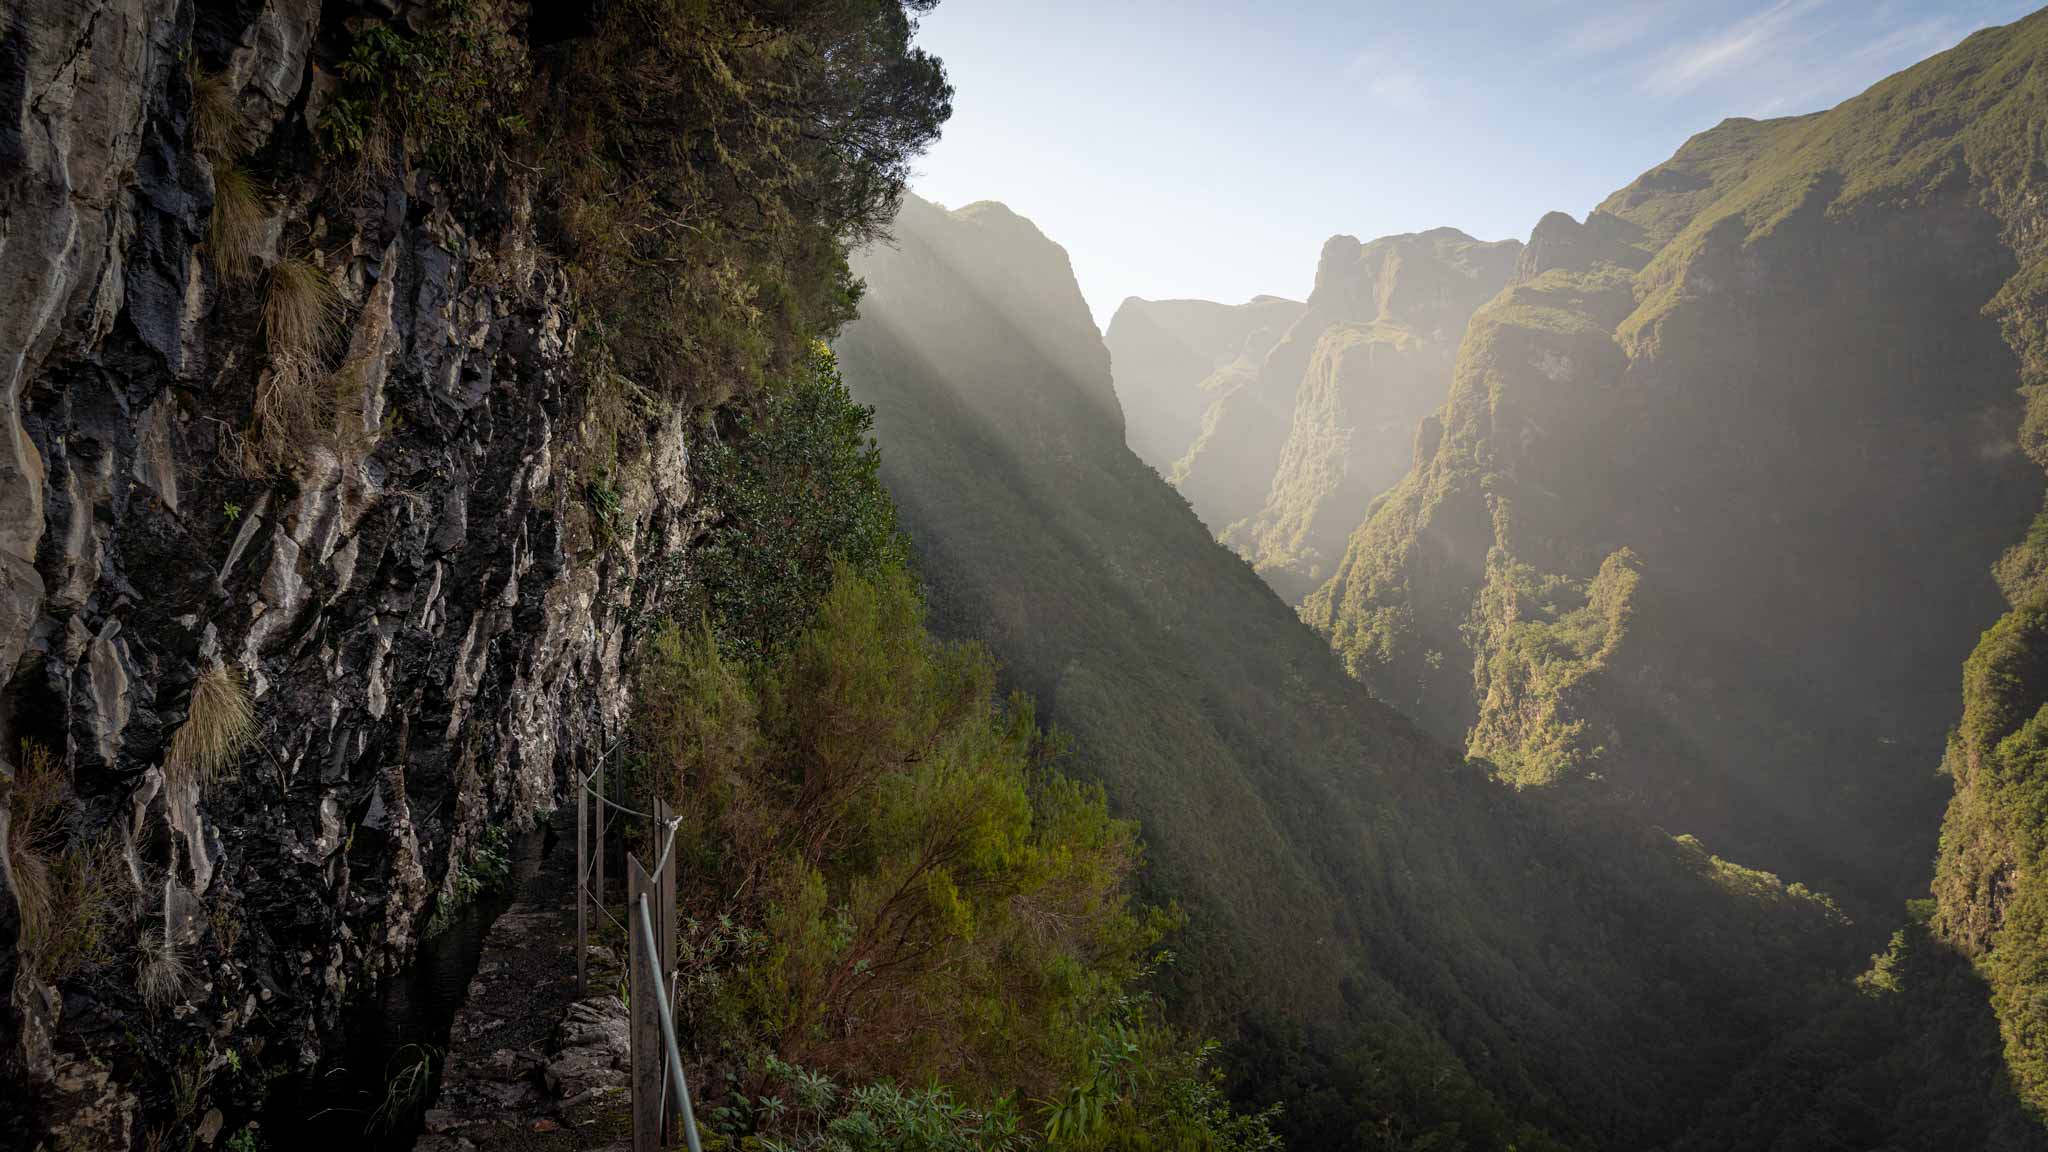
left=416, top=808, right=636, bottom=1151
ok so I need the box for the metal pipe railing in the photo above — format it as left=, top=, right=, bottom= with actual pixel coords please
left=635, top=891, right=703, bottom=1152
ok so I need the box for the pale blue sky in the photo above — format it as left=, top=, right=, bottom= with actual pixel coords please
left=907, top=1, right=2041, bottom=326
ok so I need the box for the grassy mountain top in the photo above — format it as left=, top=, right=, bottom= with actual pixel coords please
left=1619, top=10, right=2048, bottom=349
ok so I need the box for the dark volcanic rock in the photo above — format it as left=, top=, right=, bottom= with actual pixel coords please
left=0, top=1, right=695, bottom=1143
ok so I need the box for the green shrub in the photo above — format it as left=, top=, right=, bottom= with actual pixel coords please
left=633, top=559, right=1283, bottom=1146
left=537, top=0, right=950, bottom=409
left=321, top=1, right=528, bottom=181
left=636, top=560, right=1156, bottom=1097
left=427, top=825, right=511, bottom=936
left=681, top=344, right=906, bottom=658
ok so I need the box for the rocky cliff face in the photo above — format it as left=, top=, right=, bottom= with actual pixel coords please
left=0, top=2, right=691, bottom=1142
left=1104, top=229, right=1516, bottom=602
left=1221, top=229, right=1519, bottom=601
left=1103, top=294, right=1302, bottom=481
left=1305, top=17, right=2048, bottom=915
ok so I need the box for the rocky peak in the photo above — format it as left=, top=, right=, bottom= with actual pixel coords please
left=1104, top=292, right=1305, bottom=477
left=1308, top=228, right=1523, bottom=335
left=1208, top=226, right=1521, bottom=600
left=898, top=195, right=1121, bottom=436
left=1515, top=211, right=1635, bottom=280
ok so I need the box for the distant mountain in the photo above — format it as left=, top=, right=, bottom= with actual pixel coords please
left=831, top=194, right=1950, bottom=1150
left=1106, top=230, right=1518, bottom=603
left=1304, top=10, right=2048, bottom=1087
left=1104, top=294, right=1302, bottom=480
left=1221, top=230, right=1520, bottom=601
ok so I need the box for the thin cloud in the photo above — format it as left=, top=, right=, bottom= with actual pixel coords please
left=1754, top=16, right=1979, bottom=113
left=1644, top=0, right=1825, bottom=96
left=1343, top=41, right=1430, bottom=110
left=1561, top=2, right=1681, bottom=59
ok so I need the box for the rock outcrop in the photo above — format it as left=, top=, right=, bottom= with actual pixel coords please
left=1104, top=229, right=1517, bottom=603
left=1221, top=229, right=1519, bottom=601
left=0, top=1, right=695, bottom=1141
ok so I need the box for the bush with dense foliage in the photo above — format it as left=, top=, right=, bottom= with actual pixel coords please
left=532, top=0, right=952, bottom=410
left=313, top=0, right=950, bottom=476
left=638, top=559, right=1135, bottom=1086
left=682, top=345, right=907, bottom=659
left=632, top=558, right=1282, bottom=1147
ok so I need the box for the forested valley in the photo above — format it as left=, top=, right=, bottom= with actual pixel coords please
left=6, top=3, right=2048, bottom=1151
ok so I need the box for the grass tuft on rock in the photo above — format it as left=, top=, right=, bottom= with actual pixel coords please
left=6, top=742, right=119, bottom=985
left=208, top=160, right=268, bottom=283
left=5, top=740, right=62, bottom=933
left=168, top=662, right=255, bottom=788
left=262, top=254, right=341, bottom=361
left=191, top=66, right=248, bottom=164
left=247, top=255, right=345, bottom=473
left=136, top=925, right=191, bottom=1010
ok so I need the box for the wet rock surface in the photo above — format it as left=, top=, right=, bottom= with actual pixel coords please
left=0, top=0, right=696, bottom=1141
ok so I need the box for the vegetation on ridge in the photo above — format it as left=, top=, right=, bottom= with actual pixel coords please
left=624, top=358, right=1278, bottom=1146
left=1465, top=547, right=1640, bottom=788
left=832, top=192, right=1905, bottom=1151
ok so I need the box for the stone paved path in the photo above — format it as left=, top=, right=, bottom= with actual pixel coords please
left=417, top=808, right=635, bottom=1151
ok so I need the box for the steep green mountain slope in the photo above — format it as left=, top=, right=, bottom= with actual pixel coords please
left=834, top=194, right=1904, bottom=1150
left=1307, top=13, right=2048, bottom=916
left=1105, top=295, right=1304, bottom=478
left=1219, top=230, right=1520, bottom=601
left=1106, top=231, right=1516, bottom=604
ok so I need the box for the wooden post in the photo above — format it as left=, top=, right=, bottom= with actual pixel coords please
left=576, top=750, right=588, bottom=999
left=628, top=853, right=659, bottom=1152
left=654, top=797, right=678, bottom=1139
left=655, top=798, right=677, bottom=976
left=594, top=753, right=605, bottom=941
